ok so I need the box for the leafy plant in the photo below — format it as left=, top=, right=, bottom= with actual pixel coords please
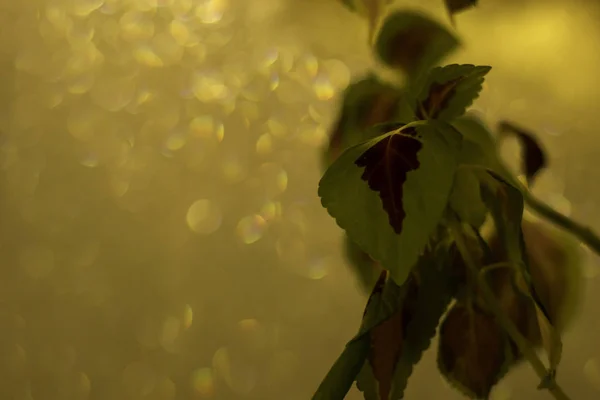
left=314, top=3, right=599, bottom=400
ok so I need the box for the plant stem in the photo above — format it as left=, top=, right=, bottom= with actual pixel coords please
left=521, top=185, right=600, bottom=256
left=449, top=219, right=571, bottom=400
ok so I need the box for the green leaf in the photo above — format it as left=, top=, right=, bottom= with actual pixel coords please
left=319, top=121, right=462, bottom=286
left=322, top=75, right=415, bottom=171
left=344, top=234, right=383, bottom=293
left=451, top=115, right=498, bottom=167
left=445, top=116, right=497, bottom=229
left=448, top=169, right=487, bottom=229
left=389, top=242, right=462, bottom=399
left=375, top=11, right=460, bottom=79
left=312, top=337, right=371, bottom=400
left=497, top=121, right=548, bottom=186
left=450, top=116, right=523, bottom=188
left=480, top=171, right=563, bottom=383
left=416, top=64, right=491, bottom=121
left=437, top=302, right=515, bottom=399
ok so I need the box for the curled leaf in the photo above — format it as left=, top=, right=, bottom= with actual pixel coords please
left=375, top=11, right=460, bottom=79
left=498, top=121, right=547, bottom=186
left=437, top=303, right=514, bottom=399
left=480, top=170, right=563, bottom=381
left=416, top=64, right=491, bottom=121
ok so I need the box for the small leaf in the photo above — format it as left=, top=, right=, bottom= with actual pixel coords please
left=312, top=337, right=371, bottom=400
left=322, top=75, right=414, bottom=170
left=375, top=11, right=460, bottom=79
left=344, top=234, right=384, bottom=293
left=445, top=0, right=478, bottom=24
left=498, top=121, right=547, bottom=186
left=319, top=121, right=462, bottom=286
left=437, top=303, right=514, bottom=399
left=416, top=64, right=491, bottom=120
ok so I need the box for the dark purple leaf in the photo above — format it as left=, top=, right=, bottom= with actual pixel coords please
left=498, top=121, right=547, bottom=186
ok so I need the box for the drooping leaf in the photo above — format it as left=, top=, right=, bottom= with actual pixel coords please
left=416, top=64, right=491, bottom=121
left=344, top=234, right=384, bottom=293
left=437, top=303, right=515, bottom=399
left=444, top=0, right=478, bottom=24
left=480, top=171, right=562, bottom=383
left=312, top=336, right=371, bottom=400
left=319, top=121, right=462, bottom=286
left=389, top=242, right=462, bottom=399
left=322, top=75, right=415, bottom=170
left=375, top=11, right=460, bottom=80
left=498, top=121, right=547, bottom=186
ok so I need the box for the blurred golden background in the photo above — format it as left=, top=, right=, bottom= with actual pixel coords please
left=0, top=0, right=598, bottom=399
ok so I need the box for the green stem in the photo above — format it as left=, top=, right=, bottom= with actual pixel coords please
left=464, top=161, right=600, bottom=259
left=449, top=219, right=571, bottom=400
left=521, top=185, right=600, bottom=256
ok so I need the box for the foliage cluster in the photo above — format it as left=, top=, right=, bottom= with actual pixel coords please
left=312, top=1, right=599, bottom=399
